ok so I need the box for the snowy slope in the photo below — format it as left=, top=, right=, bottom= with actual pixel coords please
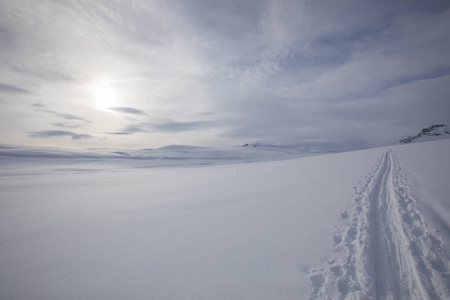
left=0, top=141, right=449, bottom=299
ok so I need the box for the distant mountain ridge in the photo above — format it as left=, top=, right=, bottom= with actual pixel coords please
left=400, top=124, right=450, bottom=144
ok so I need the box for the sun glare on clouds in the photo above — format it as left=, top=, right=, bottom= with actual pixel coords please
left=90, top=80, right=120, bottom=112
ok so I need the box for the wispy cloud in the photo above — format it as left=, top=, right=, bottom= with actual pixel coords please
left=110, top=107, right=147, bottom=115
left=28, top=130, right=97, bottom=140
left=31, top=102, right=91, bottom=124
left=107, top=125, right=147, bottom=135
left=31, top=102, right=46, bottom=108
left=108, top=132, right=132, bottom=136
left=151, top=121, right=214, bottom=133
left=125, top=125, right=147, bottom=133
left=0, top=82, right=29, bottom=94
left=52, top=122, right=85, bottom=129
left=57, top=113, right=90, bottom=122
left=106, top=120, right=215, bottom=137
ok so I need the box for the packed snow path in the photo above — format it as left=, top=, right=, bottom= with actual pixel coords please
left=310, top=151, right=450, bottom=299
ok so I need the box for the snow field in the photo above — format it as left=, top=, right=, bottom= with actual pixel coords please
left=1, top=140, right=449, bottom=299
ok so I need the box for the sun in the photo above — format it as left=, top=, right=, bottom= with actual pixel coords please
left=90, top=81, right=120, bottom=111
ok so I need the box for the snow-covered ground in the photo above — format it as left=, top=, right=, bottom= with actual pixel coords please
left=0, top=140, right=449, bottom=299
left=0, top=143, right=327, bottom=170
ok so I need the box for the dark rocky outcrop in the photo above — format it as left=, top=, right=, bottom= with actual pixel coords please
left=400, top=124, right=450, bottom=144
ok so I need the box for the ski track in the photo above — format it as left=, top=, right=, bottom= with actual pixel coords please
left=309, top=150, right=450, bottom=299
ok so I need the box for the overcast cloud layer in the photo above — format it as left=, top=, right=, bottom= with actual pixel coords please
left=1, top=0, right=450, bottom=150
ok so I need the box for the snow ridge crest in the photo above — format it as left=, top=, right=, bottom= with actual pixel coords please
left=400, top=124, right=450, bottom=144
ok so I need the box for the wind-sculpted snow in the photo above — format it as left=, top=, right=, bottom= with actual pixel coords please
left=310, top=150, right=450, bottom=299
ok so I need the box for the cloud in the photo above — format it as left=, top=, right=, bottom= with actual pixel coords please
left=0, top=82, right=29, bottom=94
left=107, top=121, right=214, bottom=136
left=29, top=130, right=96, bottom=140
left=1, top=1, right=450, bottom=149
left=31, top=102, right=46, bottom=108
left=150, top=121, right=214, bottom=133
left=106, top=125, right=147, bottom=135
left=108, top=132, right=132, bottom=135
left=56, top=113, right=90, bottom=122
left=11, top=65, right=77, bottom=83
left=31, top=102, right=91, bottom=124
left=52, top=122, right=84, bottom=129
left=110, top=107, right=147, bottom=115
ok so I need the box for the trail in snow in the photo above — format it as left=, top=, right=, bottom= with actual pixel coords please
left=310, top=150, right=450, bottom=299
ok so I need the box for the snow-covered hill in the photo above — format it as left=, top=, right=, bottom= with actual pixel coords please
left=1, top=140, right=449, bottom=299
left=400, top=124, right=450, bottom=144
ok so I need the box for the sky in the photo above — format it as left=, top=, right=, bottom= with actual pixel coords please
left=1, top=0, right=450, bottom=151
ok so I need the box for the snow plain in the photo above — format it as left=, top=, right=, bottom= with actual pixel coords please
left=0, top=140, right=449, bottom=299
